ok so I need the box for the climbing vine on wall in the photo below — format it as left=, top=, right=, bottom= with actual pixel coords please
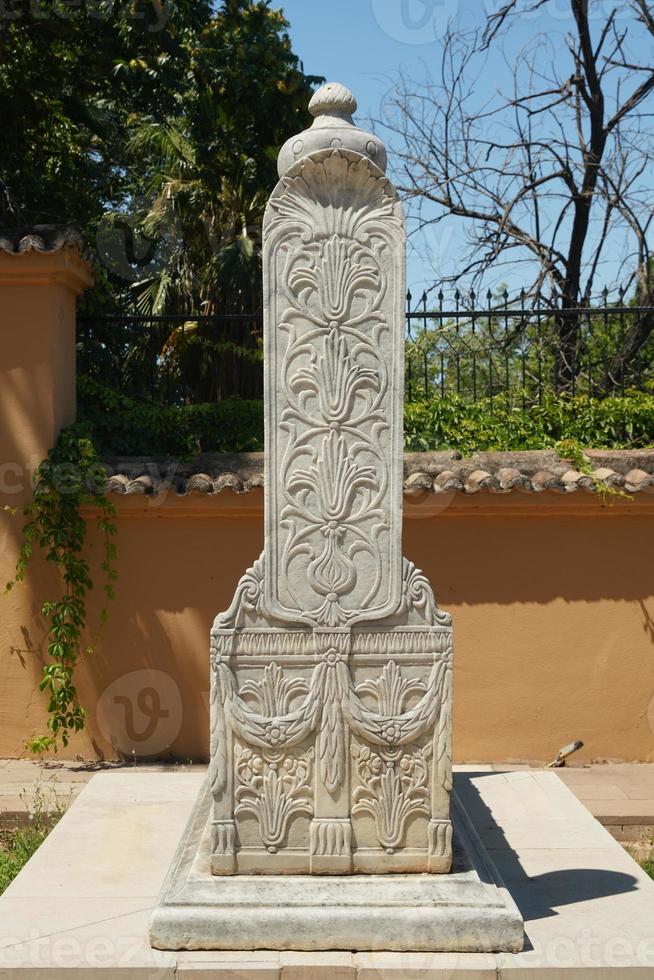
left=4, top=425, right=117, bottom=753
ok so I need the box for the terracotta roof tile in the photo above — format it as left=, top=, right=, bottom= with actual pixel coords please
left=496, top=466, right=529, bottom=492
left=186, top=473, right=214, bottom=493
left=100, top=449, right=654, bottom=498
left=625, top=468, right=653, bottom=492
left=214, top=473, right=244, bottom=493
left=0, top=225, right=85, bottom=255
left=532, top=469, right=568, bottom=492
left=433, top=470, right=463, bottom=493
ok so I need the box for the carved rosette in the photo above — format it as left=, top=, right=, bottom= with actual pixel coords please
left=209, top=83, right=453, bottom=878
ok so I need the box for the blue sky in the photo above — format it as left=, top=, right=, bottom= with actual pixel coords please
left=276, top=0, right=652, bottom=303
left=278, top=0, right=486, bottom=297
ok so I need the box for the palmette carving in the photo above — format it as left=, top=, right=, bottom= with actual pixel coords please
left=235, top=747, right=313, bottom=853
left=265, top=150, right=404, bottom=627
left=353, top=744, right=432, bottom=853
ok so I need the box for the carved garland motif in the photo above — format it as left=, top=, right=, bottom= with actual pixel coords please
left=211, top=650, right=451, bottom=849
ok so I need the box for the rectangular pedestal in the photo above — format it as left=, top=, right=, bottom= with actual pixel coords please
left=150, top=781, right=524, bottom=953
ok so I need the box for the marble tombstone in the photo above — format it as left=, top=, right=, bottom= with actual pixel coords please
left=209, top=81, right=453, bottom=878
left=150, top=83, right=523, bottom=954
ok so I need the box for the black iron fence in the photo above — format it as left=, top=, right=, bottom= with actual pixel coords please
left=405, top=289, right=654, bottom=404
left=78, top=291, right=654, bottom=407
left=77, top=313, right=264, bottom=403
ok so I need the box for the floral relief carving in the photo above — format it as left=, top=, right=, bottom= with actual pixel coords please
left=349, top=661, right=438, bottom=852
left=352, top=744, right=431, bottom=853
left=226, top=662, right=318, bottom=756
left=344, top=655, right=450, bottom=750
left=211, top=650, right=450, bottom=808
left=356, top=660, right=426, bottom=717
left=289, top=326, right=379, bottom=426
left=286, top=235, right=383, bottom=323
left=209, top=130, right=453, bottom=876
left=398, top=561, right=453, bottom=628
left=235, top=747, right=313, bottom=853
left=213, top=556, right=268, bottom=631
left=264, top=150, right=405, bottom=627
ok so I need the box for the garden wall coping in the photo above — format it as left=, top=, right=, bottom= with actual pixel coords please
left=101, top=449, right=654, bottom=497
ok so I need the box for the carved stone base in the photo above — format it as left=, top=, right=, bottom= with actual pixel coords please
left=209, top=556, right=454, bottom=877
left=150, top=781, right=524, bottom=953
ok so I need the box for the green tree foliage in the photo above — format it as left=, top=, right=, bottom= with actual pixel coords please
left=0, top=0, right=212, bottom=230
left=405, top=291, right=654, bottom=405
left=403, top=389, right=654, bottom=456
left=77, top=377, right=654, bottom=457
left=121, top=0, right=322, bottom=398
left=1, top=1, right=321, bottom=399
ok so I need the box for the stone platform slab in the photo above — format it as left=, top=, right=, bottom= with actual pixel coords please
left=149, top=781, right=523, bottom=953
left=1, top=768, right=654, bottom=977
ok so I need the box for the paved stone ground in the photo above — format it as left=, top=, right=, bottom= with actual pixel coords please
left=3, top=768, right=654, bottom=977
left=0, top=759, right=202, bottom=828
left=497, top=763, right=654, bottom=860
left=1, top=758, right=653, bottom=846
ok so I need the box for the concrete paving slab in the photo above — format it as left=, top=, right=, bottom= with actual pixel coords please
left=179, top=966, right=280, bottom=979
left=0, top=898, right=162, bottom=952
left=353, top=952, right=498, bottom=978
left=557, top=765, right=654, bottom=817
left=558, top=784, right=630, bottom=801
left=0, top=769, right=653, bottom=976
left=7, top=803, right=199, bottom=900
left=280, top=951, right=357, bottom=978
left=581, top=800, right=654, bottom=821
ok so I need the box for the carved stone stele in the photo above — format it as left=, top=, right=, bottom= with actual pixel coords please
left=151, top=82, right=523, bottom=955
left=209, top=82, right=453, bottom=877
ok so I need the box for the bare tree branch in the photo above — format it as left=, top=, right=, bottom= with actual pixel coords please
left=379, top=0, right=654, bottom=389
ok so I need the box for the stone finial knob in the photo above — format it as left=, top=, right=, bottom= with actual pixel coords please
left=277, top=81, right=388, bottom=178
left=309, top=83, right=358, bottom=119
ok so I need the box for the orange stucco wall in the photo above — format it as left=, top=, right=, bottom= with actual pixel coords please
left=1, top=491, right=652, bottom=764
left=0, top=245, right=652, bottom=764
left=0, top=245, right=93, bottom=760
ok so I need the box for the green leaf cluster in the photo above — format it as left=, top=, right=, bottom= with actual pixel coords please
left=4, top=425, right=117, bottom=752
left=0, top=0, right=212, bottom=229
left=404, top=389, right=654, bottom=456
left=1, top=1, right=322, bottom=402
left=78, top=376, right=264, bottom=456
left=0, top=786, right=66, bottom=894
left=0, top=824, right=50, bottom=896
left=80, top=378, right=654, bottom=457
